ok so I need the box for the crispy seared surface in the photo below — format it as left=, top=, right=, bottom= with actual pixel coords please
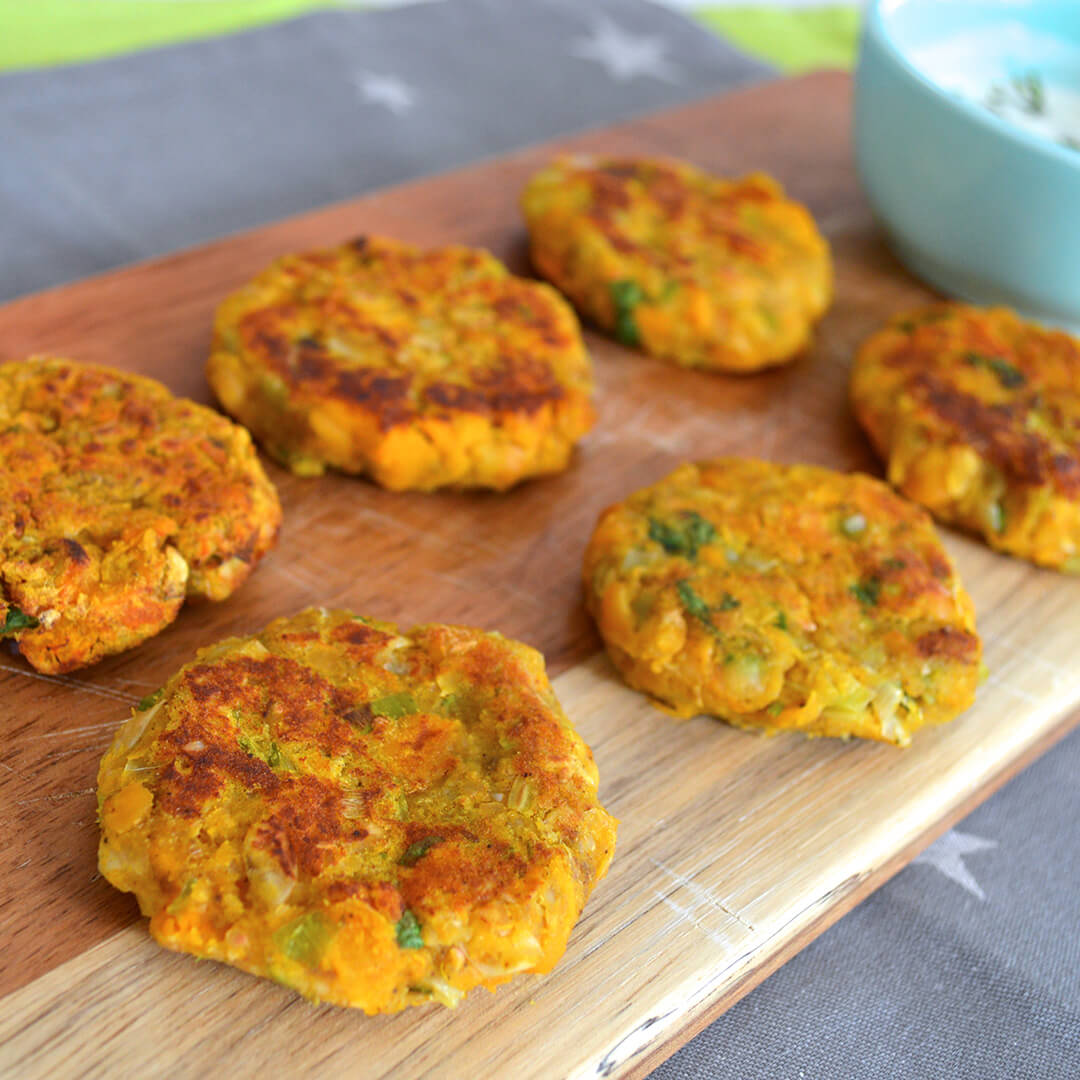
left=0, top=357, right=281, bottom=673
left=521, top=155, right=832, bottom=372
left=97, top=608, right=616, bottom=1013
left=852, top=304, right=1080, bottom=571
left=208, top=236, right=595, bottom=490
left=583, top=459, right=981, bottom=745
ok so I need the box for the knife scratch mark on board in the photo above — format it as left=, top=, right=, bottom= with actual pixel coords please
left=16, top=787, right=95, bottom=807
left=0, top=663, right=138, bottom=704
left=650, top=856, right=756, bottom=932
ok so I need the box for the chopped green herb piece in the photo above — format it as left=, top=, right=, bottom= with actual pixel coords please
left=396, top=909, right=424, bottom=949
left=676, top=580, right=739, bottom=632
left=850, top=578, right=882, bottom=608
left=648, top=511, right=716, bottom=560
left=610, top=279, right=644, bottom=346
left=897, top=319, right=916, bottom=333
left=839, top=513, right=866, bottom=537
left=400, top=836, right=444, bottom=867
left=266, top=741, right=283, bottom=768
left=1, top=606, right=39, bottom=635
left=370, top=692, right=417, bottom=719
left=275, top=911, right=334, bottom=967
left=881, top=557, right=907, bottom=571
left=237, top=734, right=255, bottom=756
left=774, top=611, right=788, bottom=631
left=676, top=579, right=714, bottom=630
left=660, top=279, right=681, bottom=301
left=766, top=701, right=784, bottom=717
left=136, top=688, right=164, bottom=712
left=964, top=351, right=1026, bottom=389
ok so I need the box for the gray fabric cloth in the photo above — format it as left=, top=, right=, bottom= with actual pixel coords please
left=655, top=726, right=1080, bottom=1080
left=1, top=3, right=1076, bottom=1077
left=0, top=0, right=765, bottom=302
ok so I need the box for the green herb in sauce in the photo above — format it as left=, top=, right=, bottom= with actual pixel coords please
left=986, top=71, right=1045, bottom=116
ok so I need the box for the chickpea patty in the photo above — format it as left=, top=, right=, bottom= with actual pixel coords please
left=583, top=459, right=981, bottom=745
left=0, top=357, right=281, bottom=673
left=97, top=608, right=616, bottom=1013
left=521, top=155, right=832, bottom=372
left=852, top=303, right=1080, bottom=571
left=208, top=236, right=595, bottom=491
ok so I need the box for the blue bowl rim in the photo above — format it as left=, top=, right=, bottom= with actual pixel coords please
left=862, top=0, right=1080, bottom=172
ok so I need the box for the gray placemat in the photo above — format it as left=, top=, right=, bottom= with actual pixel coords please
left=1, top=3, right=1077, bottom=1077
left=0, top=0, right=765, bottom=302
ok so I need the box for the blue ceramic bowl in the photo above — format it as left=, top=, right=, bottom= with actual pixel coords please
left=854, top=0, right=1080, bottom=330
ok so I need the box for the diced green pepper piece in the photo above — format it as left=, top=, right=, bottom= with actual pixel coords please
left=988, top=501, right=1006, bottom=534
left=136, top=688, right=164, bottom=712
left=396, top=909, right=424, bottom=949
left=370, top=692, right=418, bottom=719
left=275, top=911, right=335, bottom=968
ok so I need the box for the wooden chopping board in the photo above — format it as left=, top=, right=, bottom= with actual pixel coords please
left=1, top=73, right=1078, bottom=1079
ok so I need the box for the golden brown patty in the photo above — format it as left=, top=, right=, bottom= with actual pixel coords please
left=97, top=608, right=616, bottom=1013
left=0, top=357, right=281, bottom=674
left=852, top=304, right=1080, bottom=571
left=520, top=155, right=833, bottom=372
left=207, top=236, right=595, bottom=491
left=583, top=459, right=981, bottom=745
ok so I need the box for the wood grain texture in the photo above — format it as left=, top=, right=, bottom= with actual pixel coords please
left=1, top=72, right=1079, bottom=1078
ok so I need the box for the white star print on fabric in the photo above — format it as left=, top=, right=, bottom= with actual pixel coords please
left=569, top=16, right=679, bottom=83
left=352, top=71, right=416, bottom=115
left=913, top=829, right=998, bottom=901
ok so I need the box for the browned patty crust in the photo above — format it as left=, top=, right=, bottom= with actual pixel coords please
left=852, top=304, right=1080, bottom=570
left=0, top=357, right=281, bottom=672
left=97, top=608, right=617, bottom=1012
left=521, top=155, right=833, bottom=372
left=208, top=236, right=595, bottom=490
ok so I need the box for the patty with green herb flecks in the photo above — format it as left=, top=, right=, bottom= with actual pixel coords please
left=520, top=155, right=832, bottom=372
left=97, top=608, right=616, bottom=1013
left=583, top=459, right=981, bottom=745
left=852, top=303, right=1080, bottom=571
left=0, top=356, right=281, bottom=674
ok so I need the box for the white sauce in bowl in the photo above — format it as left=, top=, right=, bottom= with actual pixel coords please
left=911, top=23, right=1080, bottom=153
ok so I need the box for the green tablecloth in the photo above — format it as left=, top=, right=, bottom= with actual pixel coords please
left=0, top=1, right=859, bottom=74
